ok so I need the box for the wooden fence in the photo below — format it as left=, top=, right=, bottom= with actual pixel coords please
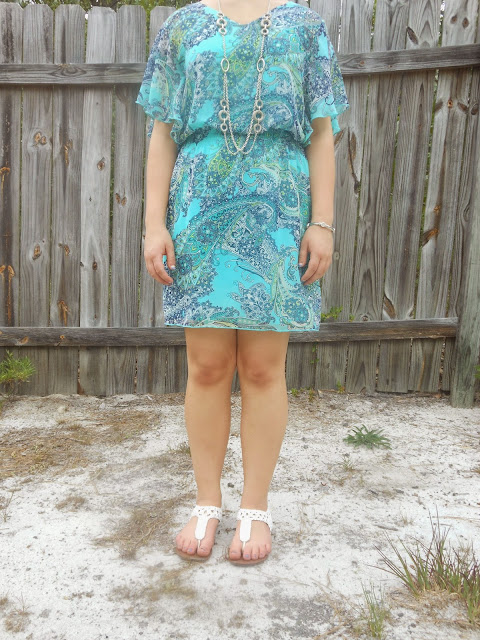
left=0, top=0, right=479, bottom=406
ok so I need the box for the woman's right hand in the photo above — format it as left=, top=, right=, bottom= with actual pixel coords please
left=144, top=225, right=176, bottom=286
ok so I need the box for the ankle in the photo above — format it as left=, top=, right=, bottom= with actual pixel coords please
left=196, top=492, right=222, bottom=508
left=239, top=496, right=269, bottom=511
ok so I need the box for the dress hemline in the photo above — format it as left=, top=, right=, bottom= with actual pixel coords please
left=164, top=321, right=320, bottom=332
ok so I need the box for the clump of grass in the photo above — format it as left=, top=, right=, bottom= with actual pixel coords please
left=0, top=350, right=36, bottom=397
left=344, top=425, right=392, bottom=449
left=341, top=453, right=356, bottom=472
left=360, top=580, right=391, bottom=639
left=373, top=508, right=480, bottom=625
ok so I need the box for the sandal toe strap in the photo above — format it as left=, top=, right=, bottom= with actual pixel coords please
left=237, top=508, right=273, bottom=544
left=191, top=505, right=222, bottom=542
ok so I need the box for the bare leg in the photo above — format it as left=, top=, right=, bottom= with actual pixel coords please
left=175, top=328, right=236, bottom=557
left=228, top=330, right=290, bottom=561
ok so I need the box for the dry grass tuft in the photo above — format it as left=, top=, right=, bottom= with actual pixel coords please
left=144, top=567, right=196, bottom=600
left=111, top=564, right=197, bottom=617
left=0, top=409, right=157, bottom=479
left=92, top=496, right=184, bottom=559
left=55, top=494, right=87, bottom=511
left=2, top=594, right=31, bottom=633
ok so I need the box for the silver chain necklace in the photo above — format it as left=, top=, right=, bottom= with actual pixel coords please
left=216, top=0, right=273, bottom=155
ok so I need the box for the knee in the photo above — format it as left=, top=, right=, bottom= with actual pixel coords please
left=188, top=351, right=236, bottom=386
left=237, top=357, right=284, bottom=387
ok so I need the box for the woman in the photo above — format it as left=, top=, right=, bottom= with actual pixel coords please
left=135, top=0, right=349, bottom=566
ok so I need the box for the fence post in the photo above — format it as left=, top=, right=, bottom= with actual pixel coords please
left=451, top=135, right=480, bottom=408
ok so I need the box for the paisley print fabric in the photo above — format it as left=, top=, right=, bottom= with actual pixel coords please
left=135, top=1, right=350, bottom=331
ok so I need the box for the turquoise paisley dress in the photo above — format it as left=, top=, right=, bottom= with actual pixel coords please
left=135, top=1, right=349, bottom=331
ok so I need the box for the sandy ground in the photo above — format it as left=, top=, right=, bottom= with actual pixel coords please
left=0, top=389, right=479, bottom=640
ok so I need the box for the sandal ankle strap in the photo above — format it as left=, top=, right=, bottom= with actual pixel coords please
left=237, top=508, right=273, bottom=544
left=191, top=505, right=222, bottom=542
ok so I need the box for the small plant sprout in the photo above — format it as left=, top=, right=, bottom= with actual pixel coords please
left=336, top=381, right=345, bottom=393
left=344, top=425, right=392, bottom=449
left=341, top=453, right=356, bottom=472
left=360, top=580, right=391, bottom=639
left=320, top=305, right=343, bottom=322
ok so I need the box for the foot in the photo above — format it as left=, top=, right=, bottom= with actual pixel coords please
left=228, top=508, right=272, bottom=562
left=175, top=499, right=222, bottom=558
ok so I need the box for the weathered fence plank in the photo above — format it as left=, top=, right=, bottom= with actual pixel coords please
left=314, top=0, right=373, bottom=392
left=0, top=2, right=22, bottom=386
left=409, top=0, right=478, bottom=392
left=49, top=4, right=85, bottom=395
left=78, top=6, right=116, bottom=397
left=451, top=92, right=480, bottom=407
left=19, top=4, right=54, bottom=395
left=442, top=11, right=480, bottom=394
left=346, top=0, right=410, bottom=393
left=108, top=5, right=147, bottom=394
left=377, top=0, right=442, bottom=392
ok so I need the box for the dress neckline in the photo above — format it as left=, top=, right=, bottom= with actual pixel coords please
left=196, top=1, right=294, bottom=27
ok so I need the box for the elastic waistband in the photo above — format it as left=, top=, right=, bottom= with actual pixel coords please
left=180, top=126, right=301, bottom=149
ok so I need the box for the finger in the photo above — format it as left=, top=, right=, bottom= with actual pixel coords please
left=298, top=240, right=309, bottom=267
left=304, top=259, right=329, bottom=285
left=151, top=257, right=174, bottom=285
left=301, top=256, right=320, bottom=282
left=165, top=238, right=176, bottom=271
left=303, top=270, right=323, bottom=285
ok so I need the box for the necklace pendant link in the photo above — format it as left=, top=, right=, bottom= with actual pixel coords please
left=216, top=0, right=273, bottom=155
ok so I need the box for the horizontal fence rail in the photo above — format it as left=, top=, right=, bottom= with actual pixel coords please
left=1, top=44, right=480, bottom=85
left=0, top=319, right=459, bottom=347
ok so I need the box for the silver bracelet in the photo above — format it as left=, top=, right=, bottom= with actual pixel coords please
left=306, top=221, right=335, bottom=234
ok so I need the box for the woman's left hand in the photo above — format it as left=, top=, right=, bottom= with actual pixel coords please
left=298, top=226, right=334, bottom=285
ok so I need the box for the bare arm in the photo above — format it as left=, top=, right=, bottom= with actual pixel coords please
left=144, top=120, right=179, bottom=285
left=299, top=116, right=336, bottom=285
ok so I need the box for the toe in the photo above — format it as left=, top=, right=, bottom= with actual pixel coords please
left=250, top=543, right=260, bottom=561
left=242, top=541, right=253, bottom=561
left=183, top=537, right=196, bottom=553
left=229, top=537, right=243, bottom=560
left=197, top=541, right=211, bottom=556
left=196, top=518, right=218, bottom=556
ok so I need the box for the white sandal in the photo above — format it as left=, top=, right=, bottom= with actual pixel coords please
left=174, top=505, right=222, bottom=562
left=227, top=508, right=273, bottom=566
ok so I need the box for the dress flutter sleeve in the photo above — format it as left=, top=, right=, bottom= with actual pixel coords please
left=135, top=15, right=185, bottom=140
left=304, top=19, right=350, bottom=137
